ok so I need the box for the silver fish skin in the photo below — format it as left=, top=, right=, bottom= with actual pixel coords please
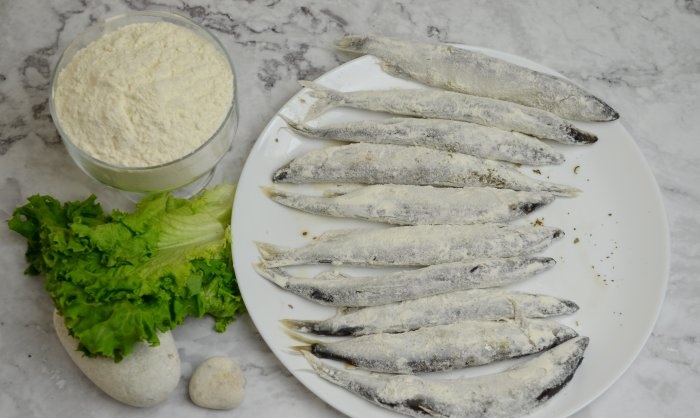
left=282, top=288, right=579, bottom=337
left=255, top=256, right=555, bottom=307
left=255, top=223, right=564, bottom=268
left=302, top=336, right=590, bottom=418
left=337, top=35, right=619, bottom=122
left=299, top=81, right=598, bottom=145
left=272, top=143, right=579, bottom=197
left=294, top=318, right=578, bottom=374
left=264, top=185, right=555, bottom=226
left=282, top=116, right=565, bottom=165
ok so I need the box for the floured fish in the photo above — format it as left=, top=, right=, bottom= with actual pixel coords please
left=300, top=81, right=598, bottom=145
left=291, top=318, right=577, bottom=373
left=302, top=336, right=589, bottom=418
left=264, top=185, right=554, bottom=225
left=255, top=256, right=555, bottom=306
left=272, top=143, right=579, bottom=196
left=255, top=223, right=564, bottom=268
left=283, top=288, right=578, bottom=337
left=282, top=116, right=565, bottom=165
left=336, top=35, right=619, bottom=122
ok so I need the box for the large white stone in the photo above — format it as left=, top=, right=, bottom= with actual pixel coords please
left=189, top=356, right=245, bottom=410
left=53, top=310, right=181, bottom=407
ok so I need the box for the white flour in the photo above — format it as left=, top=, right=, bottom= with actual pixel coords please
left=54, top=22, right=233, bottom=167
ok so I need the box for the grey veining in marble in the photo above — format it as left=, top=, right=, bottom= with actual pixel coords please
left=1, top=0, right=699, bottom=417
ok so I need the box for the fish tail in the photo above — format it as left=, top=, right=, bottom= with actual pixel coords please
left=335, top=35, right=372, bottom=54
left=299, top=81, right=345, bottom=121
left=261, top=185, right=298, bottom=201
left=252, top=263, right=290, bottom=288
left=301, top=350, right=328, bottom=376
left=278, top=114, right=315, bottom=137
left=378, top=61, right=409, bottom=79
left=259, top=185, right=278, bottom=198
left=283, top=327, right=320, bottom=347
left=254, top=241, right=293, bottom=267
left=263, top=187, right=336, bottom=216
left=338, top=35, right=414, bottom=83
left=290, top=344, right=312, bottom=353
left=280, top=318, right=320, bottom=334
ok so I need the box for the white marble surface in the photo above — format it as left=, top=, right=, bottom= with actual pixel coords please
left=1, top=1, right=698, bottom=417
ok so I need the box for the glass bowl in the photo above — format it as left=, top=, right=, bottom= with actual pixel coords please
left=48, top=11, right=238, bottom=197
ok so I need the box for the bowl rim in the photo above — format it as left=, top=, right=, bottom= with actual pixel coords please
left=48, top=9, right=238, bottom=172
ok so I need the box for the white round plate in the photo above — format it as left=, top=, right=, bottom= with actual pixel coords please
left=231, top=47, right=669, bottom=418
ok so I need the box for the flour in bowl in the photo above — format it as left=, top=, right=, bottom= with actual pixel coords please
left=54, top=22, right=234, bottom=167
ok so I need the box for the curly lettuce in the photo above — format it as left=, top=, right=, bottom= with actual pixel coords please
left=8, top=184, right=244, bottom=361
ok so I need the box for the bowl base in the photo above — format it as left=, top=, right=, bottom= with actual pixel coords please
left=119, top=168, right=216, bottom=202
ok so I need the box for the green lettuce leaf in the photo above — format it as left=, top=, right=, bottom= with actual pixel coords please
left=8, top=184, right=244, bottom=361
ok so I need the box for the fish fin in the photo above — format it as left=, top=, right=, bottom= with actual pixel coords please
left=314, top=228, right=356, bottom=242
left=550, top=150, right=566, bottom=165
left=417, top=404, right=444, bottom=417
left=313, top=270, right=348, bottom=280
left=321, top=184, right=361, bottom=197
left=507, top=296, right=523, bottom=321
left=253, top=263, right=290, bottom=288
left=280, top=318, right=319, bottom=333
left=538, top=180, right=581, bottom=197
left=254, top=241, right=292, bottom=266
left=335, top=35, right=371, bottom=54
left=379, top=61, right=410, bottom=80
left=336, top=306, right=360, bottom=315
left=299, top=81, right=345, bottom=121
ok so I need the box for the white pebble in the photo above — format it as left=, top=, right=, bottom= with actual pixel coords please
left=189, top=356, right=246, bottom=410
left=53, top=310, right=181, bottom=407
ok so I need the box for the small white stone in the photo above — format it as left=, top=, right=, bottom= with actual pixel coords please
left=189, top=356, right=246, bottom=410
left=53, top=310, right=181, bottom=407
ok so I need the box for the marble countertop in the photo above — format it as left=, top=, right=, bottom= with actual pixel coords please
left=1, top=1, right=698, bottom=417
